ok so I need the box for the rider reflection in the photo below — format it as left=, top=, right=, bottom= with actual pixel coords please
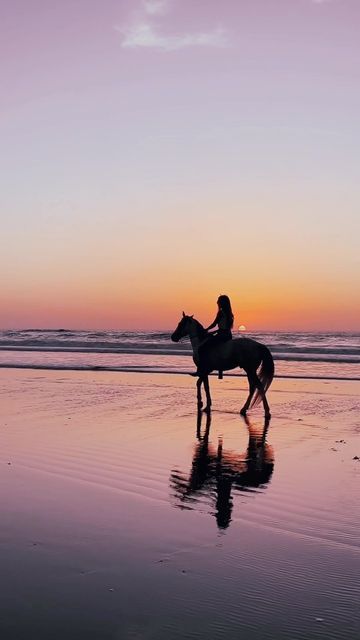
left=170, top=413, right=274, bottom=530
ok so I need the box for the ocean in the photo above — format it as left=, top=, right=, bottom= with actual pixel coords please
left=0, top=329, right=359, bottom=380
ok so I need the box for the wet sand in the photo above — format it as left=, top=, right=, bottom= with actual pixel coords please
left=0, top=369, right=359, bottom=639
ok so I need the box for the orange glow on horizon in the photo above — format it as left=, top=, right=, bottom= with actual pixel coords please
left=2, top=224, right=359, bottom=332
left=2, top=278, right=359, bottom=332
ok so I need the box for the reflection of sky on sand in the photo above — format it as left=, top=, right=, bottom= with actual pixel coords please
left=0, top=370, right=359, bottom=639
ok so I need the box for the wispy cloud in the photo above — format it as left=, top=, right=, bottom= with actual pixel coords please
left=119, top=23, right=227, bottom=51
left=144, top=0, right=170, bottom=16
left=116, top=0, right=228, bottom=51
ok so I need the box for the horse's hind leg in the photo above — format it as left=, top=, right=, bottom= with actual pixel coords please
left=252, top=373, right=271, bottom=419
left=262, top=392, right=271, bottom=420
left=240, top=371, right=256, bottom=416
left=255, top=375, right=271, bottom=418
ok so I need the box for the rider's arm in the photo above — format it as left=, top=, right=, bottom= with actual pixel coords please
left=205, top=312, right=220, bottom=332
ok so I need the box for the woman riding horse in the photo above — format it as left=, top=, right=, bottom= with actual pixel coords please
left=171, top=313, right=274, bottom=418
left=192, top=294, right=234, bottom=376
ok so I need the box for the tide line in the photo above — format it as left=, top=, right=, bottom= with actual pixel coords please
left=0, top=362, right=359, bottom=381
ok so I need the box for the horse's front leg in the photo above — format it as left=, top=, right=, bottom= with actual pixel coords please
left=203, top=375, right=212, bottom=412
left=196, top=377, right=203, bottom=409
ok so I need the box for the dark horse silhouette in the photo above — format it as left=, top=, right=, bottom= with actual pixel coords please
left=170, top=413, right=274, bottom=530
left=171, top=314, right=274, bottom=417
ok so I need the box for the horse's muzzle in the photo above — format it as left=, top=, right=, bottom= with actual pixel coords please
left=171, top=332, right=180, bottom=342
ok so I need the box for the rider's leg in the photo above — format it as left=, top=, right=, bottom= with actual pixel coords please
left=191, top=332, right=231, bottom=377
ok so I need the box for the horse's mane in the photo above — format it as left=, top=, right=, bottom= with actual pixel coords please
left=191, top=317, right=208, bottom=339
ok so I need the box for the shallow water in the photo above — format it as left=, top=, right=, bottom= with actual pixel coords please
left=0, top=370, right=359, bottom=639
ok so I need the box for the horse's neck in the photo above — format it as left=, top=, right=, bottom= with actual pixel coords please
left=189, top=334, right=201, bottom=352
left=189, top=321, right=206, bottom=353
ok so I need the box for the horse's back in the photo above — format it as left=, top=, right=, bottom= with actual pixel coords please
left=209, top=336, right=268, bottom=372
left=231, top=336, right=266, bottom=355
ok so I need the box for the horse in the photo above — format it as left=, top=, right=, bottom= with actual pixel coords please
left=171, top=313, right=274, bottom=418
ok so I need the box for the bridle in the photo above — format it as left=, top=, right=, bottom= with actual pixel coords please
left=181, top=317, right=206, bottom=341
left=171, top=316, right=206, bottom=343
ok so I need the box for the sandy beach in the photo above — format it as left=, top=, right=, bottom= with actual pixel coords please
left=0, top=368, right=359, bottom=639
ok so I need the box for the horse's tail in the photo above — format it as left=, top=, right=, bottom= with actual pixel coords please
left=250, top=345, right=275, bottom=409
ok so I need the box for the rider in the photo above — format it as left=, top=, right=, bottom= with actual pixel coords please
left=192, top=295, right=234, bottom=376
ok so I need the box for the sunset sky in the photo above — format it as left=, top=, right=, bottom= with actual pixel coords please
left=1, top=0, right=359, bottom=331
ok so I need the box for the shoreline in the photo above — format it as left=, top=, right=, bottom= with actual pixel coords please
left=0, top=361, right=359, bottom=381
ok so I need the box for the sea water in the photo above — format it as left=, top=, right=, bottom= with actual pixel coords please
left=0, top=329, right=359, bottom=380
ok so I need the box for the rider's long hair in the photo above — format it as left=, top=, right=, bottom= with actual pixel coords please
left=218, top=295, right=234, bottom=329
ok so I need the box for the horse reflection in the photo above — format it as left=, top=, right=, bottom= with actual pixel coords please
left=170, top=413, right=274, bottom=530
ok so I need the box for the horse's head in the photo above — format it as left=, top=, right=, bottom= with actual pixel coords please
left=171, top=312, right=197, bottom=342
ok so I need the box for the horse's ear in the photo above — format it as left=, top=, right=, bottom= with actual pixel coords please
left=182, top=311, right=185, bottom=317
left=190, top=314, right=194, bottom=318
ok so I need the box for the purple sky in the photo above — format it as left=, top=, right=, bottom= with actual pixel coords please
left=1, top=0, right=359, bottom=329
